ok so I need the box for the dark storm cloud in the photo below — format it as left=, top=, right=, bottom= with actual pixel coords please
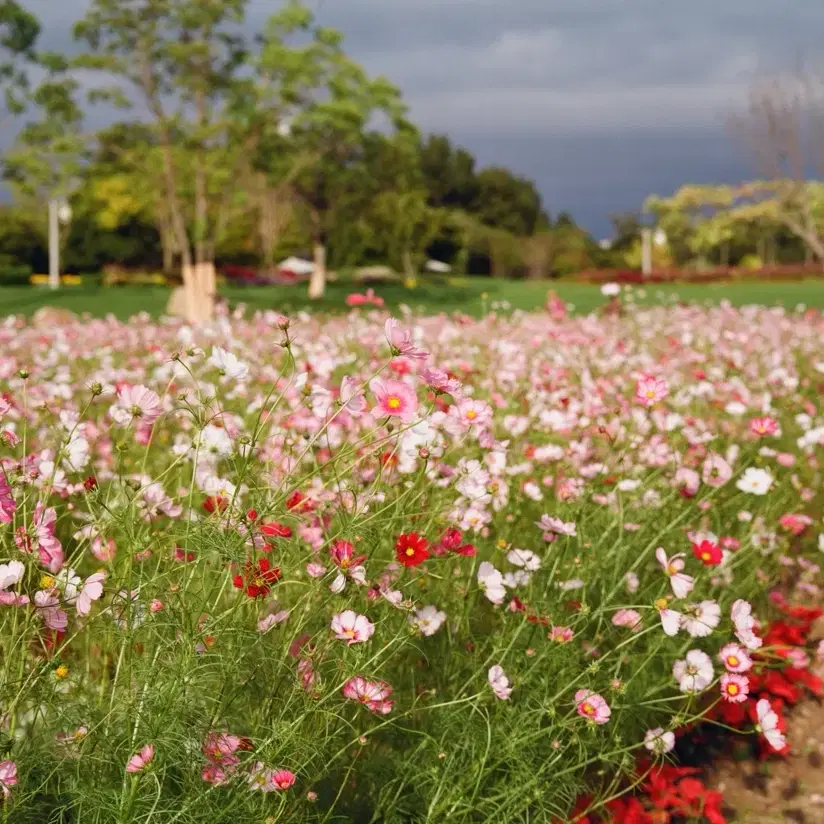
left=20, top=0, right=824, bottom=233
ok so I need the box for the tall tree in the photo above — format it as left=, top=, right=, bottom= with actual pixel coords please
left=75, top=0, right=253, bottom=321
left=0, top=0, right=40, bottom=120
left=729, top=69, right=824, bottom=261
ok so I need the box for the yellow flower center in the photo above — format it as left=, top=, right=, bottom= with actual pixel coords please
left=727, top=655, right=740, bottom=668
left=582, top=702, right=595, bottom=715
left=465, top=410, right=477, bottom=420
left=727, top=683, right=739, bottom=696
left=701, top=552, right=711, bottom=561
left=40, top=575, right=55, bottom=589
left=654, top=598, right=668, bottom=611
left=387, top=396, right=401, bottom=410
left=405, top=547, right=416, bottom=557
left=55, top=664, right=69, bottom=679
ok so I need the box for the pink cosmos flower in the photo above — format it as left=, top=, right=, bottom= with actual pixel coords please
left=656, top=602, right=682, bottom=637
left=370, top=377, right=419, bottom=423
left=575, top=689, right=611, bottom=724
left=17, top=502, right=64, bottom=573
left=779, top=513, right=813, bottom=536
left=488, top=665, right=513, bottom=700
left=634, top=374, right=668, bottom=407
left=756, top=698, right=786, bottom=751
left=718, top=643, right=753, bottom=673
left=611, top=609, right=642, bottom=631
left=655, top=548, right=694, bottom=599
left=110, top=384, right=162, bottom=427
left=342, top=676, right=394, bottom=714
left=270, top=769, right=296, bottom=791
left=477, top=562, right=506, bottom=605
left=0, top=761, right=17, bottom=799
left=385, top=318, right=428, bottom=360
left=454, top=398, right=492, bottom=429
left=421, top=366, right=462, bottom=395
left=126, top=744, right=154, bottom=773
left=674, top=467, right=700, bottom=497
left=749, top=416, right=779, bottom=437
left=0, top=473, right=16, bottom=524
left=76, top=572, right=105, bottom=616
left=330, top=610, right=375, bottom=645
left=720, top=673, right=749, bottom=703
left=535, top=514, right=577, bottom=539
left=549, top=625, right=574, bottom=643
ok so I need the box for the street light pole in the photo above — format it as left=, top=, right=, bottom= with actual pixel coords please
left=48, top=198, right=60, bottom=291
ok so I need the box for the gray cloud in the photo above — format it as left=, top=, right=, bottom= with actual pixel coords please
left=20, top=0, right=823, bottom=233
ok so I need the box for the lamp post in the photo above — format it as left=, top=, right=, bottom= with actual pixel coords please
left=48, top=198, right=72, bottom=290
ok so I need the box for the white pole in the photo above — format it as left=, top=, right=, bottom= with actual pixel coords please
left=48, top=199, right=60, bottom=290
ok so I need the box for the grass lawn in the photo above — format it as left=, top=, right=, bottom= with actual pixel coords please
left=2, top=277, right=823, bottom=320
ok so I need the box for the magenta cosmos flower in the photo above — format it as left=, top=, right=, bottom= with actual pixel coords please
left=575, top=689, right=611, bottom=724
left=0, top=473, right=16, bottom=524
left=330, top=610, right=375, bottom=645
left=126, top=744, right=154, bottom=774
left=369, top=377, right=419, bottom=423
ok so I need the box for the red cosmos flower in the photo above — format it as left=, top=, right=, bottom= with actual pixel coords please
left=286, top=490, right=314, bottom=513
left=395, top=532, right=430, bottom=567
left=436, top=527, right=476, bottom=556
left=259, top=521, right=292, bottom=538
left=204, top=496, right=228, bottom=514
left=83, top=475, right=98, bottom=492
left=233, top=558, right=281, bottom=599
left=691, top=540, right=722, bottom=566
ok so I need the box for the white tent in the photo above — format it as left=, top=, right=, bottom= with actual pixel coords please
left=425, top=259, right=451, bottom=273
left=277, top=257, right=315, bottom=275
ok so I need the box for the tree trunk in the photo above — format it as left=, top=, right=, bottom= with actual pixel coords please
left=308, top=243, right=326, bottom=299
left=181, top=262, right=215, bottom=323
left=402, top=250, right=415, bottom=279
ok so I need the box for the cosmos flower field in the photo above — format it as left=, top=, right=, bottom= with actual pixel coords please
left=1, top=298, right=823, bottom=823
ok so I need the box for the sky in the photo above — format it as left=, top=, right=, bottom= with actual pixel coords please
left=23, top=0, right=824, bottom=238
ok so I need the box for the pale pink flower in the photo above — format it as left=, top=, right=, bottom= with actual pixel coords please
left=258, top=610, right=289, bottom=633
left=673, top=649, right=713, bottom=693
left=125, top=744, right=154, bottom=773
left=340, top=377, right=367, bottom=417
left=720, top=673, right=749, bottom=703
left=680, top=600, right=721, bottom=638
left=0, top=473, right=16, bottom=524
left=718, top=643, right=753, bottom=673
left=477, top=561, right=506, bottom=605
left=421, top=366, right=461, bottom=395
left=18, top=502, right=64, bottom=573
left=488, top=665, right=513, bottom=700
left=674, top=467, right=700, bottom=497
left=342, top=676, right=394, bottom=714
left=76, top=572, right=105, bottom=616
left=655, top=548, right=694, bottom=599
left=34, top=590, right=68, bottom=630
left=385, top=318, right=428, bottom=360
left=731, top=599, right=762, bottom=650
left=756, top=699, right=786, bottom=751
left=330, top=610, right=374, bottom=645
left=644, top=728, right=675, bottom=755
left=0, top=761, right=17, bottom=799
left=701, top=454, right=732, bottom=488
left=535, top=514, right=577, bottom=538
left=110, top=385, right=162, bottom=427
left=657, top=605, right=682, bottom=637
left=611, top=609, right=642, bottom=631
left=91, top=537, right=117, bottom=563
left=370, top=377, right=419, bottom=422
left=635, top=374, right=668, bottom=406
left=0, top=560, right=28, bottom=606
left=575, top=689, right=611, bottom=724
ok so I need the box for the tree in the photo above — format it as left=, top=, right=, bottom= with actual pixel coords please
left=0, top=0, right=40, bottom=120
left=729, top=69, right=824, bottom=261
left=75, top=0, right=256, bottom=321
left=471, top=168, right=548, bottom=236
left=2, top=55, right=85, bottom=249
left=419, top=135, right=479, bottom=210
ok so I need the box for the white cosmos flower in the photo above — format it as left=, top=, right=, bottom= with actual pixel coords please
left=488, top=665, right=512, bottom=700
left=644, top=728, right=675, bottom=755
left=506, top=548, right=541, bottom=571
left=736, top=467, right=773, bottom=495
left=477, top=562, right=506, bottom=605
left=410, top=605, right=447, bottom=637
left=680, top=600, right=721, bottom=638
left=673, top=649, right=714, bottom=693
left=756, top=699, right=786, bottom=751
left=207, top=346, right=249, bottom=381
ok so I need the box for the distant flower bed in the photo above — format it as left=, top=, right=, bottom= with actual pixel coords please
left=579, top=264, right=824, bottom=285
left=0, top=304, right=822, bottom=821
